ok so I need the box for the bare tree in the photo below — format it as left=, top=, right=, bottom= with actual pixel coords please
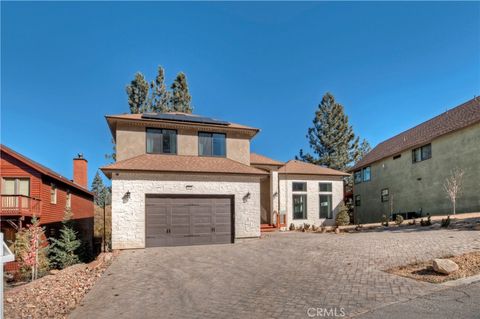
left=443, top=168, right=465, bottom=215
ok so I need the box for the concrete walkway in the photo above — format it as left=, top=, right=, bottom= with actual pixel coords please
left=71, top=228, right=480, bottom=318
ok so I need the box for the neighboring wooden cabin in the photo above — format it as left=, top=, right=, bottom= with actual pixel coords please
left=0, top=144, right=94, bottom=255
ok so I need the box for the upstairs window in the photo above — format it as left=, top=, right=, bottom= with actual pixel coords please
left=66, top=190, right=72, bottom=208
left=381, top=188, right=389, bottom=202
left=198, top=132, right=226, bottom=157
left=319, top=182, right=332, bottom=192
left=363, top=167, right=371, bottom=182
left=146, top=128, right=177, bottom=154
left=354, top=171, right=362, bottom=184
left=50, top=184, right=57, bottom=204
left=2, top=178, right=30, bottom=196
left=412, top=144, right=431, bottom=163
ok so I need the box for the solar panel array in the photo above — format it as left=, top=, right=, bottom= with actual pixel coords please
left=142, top=113, right=230, bottom=126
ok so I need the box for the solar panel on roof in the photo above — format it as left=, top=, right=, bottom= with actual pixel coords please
left=141, top=113, right=230, bottom=125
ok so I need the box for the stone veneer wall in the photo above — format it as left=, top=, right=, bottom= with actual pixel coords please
left=279, top=175, right=344, bottom=227
left=111, top=172, right=262, bottom=249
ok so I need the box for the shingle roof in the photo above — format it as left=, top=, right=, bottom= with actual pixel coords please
left=351, top=97, right=480, bottom=171
left=106, top=113, right=259, bottom=132
left=250, top=153, right=284, bottom=166
left=101, top=154, right=268, bottom=177
left=278, top=160, right=350, bottom=176
left=0, top=144, right=93, bottom=196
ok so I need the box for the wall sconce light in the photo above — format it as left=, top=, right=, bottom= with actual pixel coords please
left=273, top=191, right=278, bottom=198
left=243, top=192, right=251, bottom=203
left=122, top=190, right=131, bottom=202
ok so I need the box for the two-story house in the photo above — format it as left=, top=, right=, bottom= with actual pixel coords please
left=101, top=112, right=348, bottom=249
left=350, top=97, right=480, bottom=224
left=0, top=145, right=94, bottom=252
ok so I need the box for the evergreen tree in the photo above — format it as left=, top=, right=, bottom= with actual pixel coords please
left=126, top=72, right=150, bottom=114
left=335, top=202, right=351, bottom=226
left=91, top=171, right=109, bottom=207
left=170, top=72, right=193, bottom=113
left=298, top=92, right=363, bottom=171
left=356, top=139, right=372, bottom=162
left=49, top=208, right=81, bottom=269
left=150, top=66, right=171, bottom=113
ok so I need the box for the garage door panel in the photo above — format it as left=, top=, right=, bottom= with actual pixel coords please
left=145, top=196, right=233, bottom=247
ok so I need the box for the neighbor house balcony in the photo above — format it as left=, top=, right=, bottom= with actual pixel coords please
left=0, top=195, right=42, bottom=217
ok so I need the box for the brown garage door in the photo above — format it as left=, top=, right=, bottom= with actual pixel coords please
left=145, top=195, right=233, bottom=247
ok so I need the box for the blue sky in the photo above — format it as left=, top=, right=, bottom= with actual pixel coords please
left=2, top=2, right=479, bottom=186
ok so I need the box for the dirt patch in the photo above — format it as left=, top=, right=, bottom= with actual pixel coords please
left=387, top=251, right=480, bottom=283
left=4, top=252, right=117, bottom=319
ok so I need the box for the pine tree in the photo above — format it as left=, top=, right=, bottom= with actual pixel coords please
left=49, top=208, right=81, bottom=269
left=126, top=72, right=150, bottom=114
left=150, top=66, right=171, bottom=113
left=91, top=171, right=109, bottom=207
left=298, top=92, right=363, bottom=171
left=356, top=139, right=372, bottom=162
left=170, top=72, right=193, bottom=113
left=49, top=226, right=81, bottom=269
left=335, top=202, right=351, bottom=226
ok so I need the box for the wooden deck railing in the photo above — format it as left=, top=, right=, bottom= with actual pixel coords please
left=0, top=195, right=42, bottom=217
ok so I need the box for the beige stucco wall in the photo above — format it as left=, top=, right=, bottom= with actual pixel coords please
left=111, top=172, right=262, bottom=249
left=226, top=132, right=250, bottom=165
left=353, top=123, right=480, bottom=223
left=278, top=175, right=344, bottom=227
left=116, top=123, right=145, bottom=161
left=115, top=122, right=251, bottom=165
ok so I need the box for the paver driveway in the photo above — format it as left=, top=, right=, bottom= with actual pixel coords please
left=71, top=228, right=480, bottom=318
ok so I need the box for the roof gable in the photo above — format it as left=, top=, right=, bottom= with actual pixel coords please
left=250, top=153, right=284, bottom=166
left=279, top=160, right=350, bottom=176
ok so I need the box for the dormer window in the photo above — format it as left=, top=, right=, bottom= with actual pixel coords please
left=146, top=128, right=177, bottom=154
left=198, top=132, right=226, bottom=157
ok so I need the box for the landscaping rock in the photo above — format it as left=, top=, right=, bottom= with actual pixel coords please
left=50, top=269, right=60, bottom=275
left=4, top=252, right=115, bottom=319
left=433, top=258, right=459, bottom=275
left=334, top=228, right=340, bottom=234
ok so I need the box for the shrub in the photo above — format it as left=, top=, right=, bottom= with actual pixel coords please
left=395, top=215, right=404, bottom=225
left=14, top=218, right=50, bottom=281
left=296, top=224, right=304, bottom=232
left=49, top=224, right=81, bottom=269
left=441, top=216, right=451, bottom=228
left=381, top=214, right=389, bottom=227
left=420, top=215, right=432, bottom=227
left=289, top=223, right=295, bottom=231
left=311, top=225, right=318, bottom=232
left=335, top=203, right=350, bottom=226
left=303, top=223, right=311, bottom=231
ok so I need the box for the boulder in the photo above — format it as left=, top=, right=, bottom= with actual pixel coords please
left=433, top=258, right=459, bottom=275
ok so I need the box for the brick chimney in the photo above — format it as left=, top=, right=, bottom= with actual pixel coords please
left=73, top=153, right=88, bottom=188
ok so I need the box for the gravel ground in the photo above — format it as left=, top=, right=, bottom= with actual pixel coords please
left=387, top=251, right=480, bottom=283
left=4, top=252, right=116, bottom=319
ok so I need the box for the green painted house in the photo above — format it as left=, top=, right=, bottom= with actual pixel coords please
left=350, top=97, right=480, bottom=224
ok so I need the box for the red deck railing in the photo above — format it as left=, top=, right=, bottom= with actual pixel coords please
left=0, top=195, right=42, bottom=217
